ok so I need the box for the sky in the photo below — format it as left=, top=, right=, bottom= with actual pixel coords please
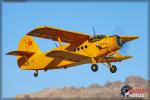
left=2, top=1, right=148, bottom=98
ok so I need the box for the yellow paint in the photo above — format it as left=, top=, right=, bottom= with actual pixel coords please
left=58, top=37, right=63, bottom=49
left=7, top=27, right=139, bottom=71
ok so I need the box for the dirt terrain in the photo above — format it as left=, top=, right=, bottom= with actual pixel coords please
left=14, top=76, right=150, bottom=99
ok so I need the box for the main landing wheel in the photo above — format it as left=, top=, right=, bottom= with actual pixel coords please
left=91, top=64, right=98, bottom=72
left=34, top=71, right=38, bottom=77
left=110, top=65, right=117, bottom=73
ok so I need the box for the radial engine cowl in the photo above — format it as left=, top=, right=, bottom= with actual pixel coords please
left=116, top=36, right=123, bottom=48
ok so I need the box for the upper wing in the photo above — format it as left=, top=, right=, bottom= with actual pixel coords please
left=26, top=26, right=90, bottom=44
left=46, top=50, right=90, bottom=62
left=120, top=36, right=139, bottom=43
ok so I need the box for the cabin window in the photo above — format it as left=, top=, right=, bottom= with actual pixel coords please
left=88, top=35, right=106, bottom=43
left=85, top=45, right=88, bottom=48
left=77, top=48, right=80, bottom=51
left=81, top=46, right=84, bottom=49
left=73, top=49, right=76, bottom=52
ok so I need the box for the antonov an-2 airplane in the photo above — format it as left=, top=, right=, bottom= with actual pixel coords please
left=7, top=26, right=139, bottom=77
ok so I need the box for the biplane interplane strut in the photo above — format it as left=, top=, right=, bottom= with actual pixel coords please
left=7, top=26, right=139, bottom=77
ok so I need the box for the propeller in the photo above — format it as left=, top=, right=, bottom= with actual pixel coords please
left=113, top=27, right=130, bottom=55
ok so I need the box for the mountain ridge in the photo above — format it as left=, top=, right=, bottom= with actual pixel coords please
left=15, top=76, right=150, bottom=99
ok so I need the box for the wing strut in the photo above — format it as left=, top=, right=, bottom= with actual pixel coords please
left=58, top=37, right=63, bottom=50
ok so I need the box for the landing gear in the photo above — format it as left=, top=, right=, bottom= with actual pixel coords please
left=34, top=70, right=38, bottom=77
left=44, top=69, right=47, bottom=72
left=110, top=65, right=117, bottom=73
left=105, top=59, right=117, bottom=73
left=91, top=57, right=98, bottom=72
left=64, top=67, right=67, bottom=69
left=90, top=57, right=117, bottom=73
left=91, top=64, right=98, bottom=72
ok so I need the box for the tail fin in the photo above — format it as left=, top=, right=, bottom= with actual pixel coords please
left=18, top=35, right=41, bottom=53
left=7, top=35, right=41, bottom=69
left=7, top=35, right=41, bottom=56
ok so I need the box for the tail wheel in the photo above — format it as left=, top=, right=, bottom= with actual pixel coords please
left=34, top=71, right=38, bottom=77
left=91, top=64, right=98, bottom=72
left=44, top=69, right=47, bottom=72
left=110, top=65, right=117, bottom=73
left=64, top=67, right=67, bottom=69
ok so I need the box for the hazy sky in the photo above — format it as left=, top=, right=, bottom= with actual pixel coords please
left=2, top=2, right=148, bottom=98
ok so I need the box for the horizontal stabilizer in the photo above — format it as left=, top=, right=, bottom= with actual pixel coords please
left=6, top=51, right=35, bottom=56
left=46, top=50, right=90, bottom=62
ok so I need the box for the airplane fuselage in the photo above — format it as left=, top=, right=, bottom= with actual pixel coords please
left=19, top=36, right=122, bottom=70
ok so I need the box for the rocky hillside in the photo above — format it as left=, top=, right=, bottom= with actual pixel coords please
left=15, top=76, right=149, bottom=99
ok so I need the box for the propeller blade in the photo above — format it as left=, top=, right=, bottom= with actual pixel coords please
left=120, top=36, right=139, bottom=43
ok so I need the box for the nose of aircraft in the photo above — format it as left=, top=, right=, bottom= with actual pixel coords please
left=116, top=36, right=124, bottom=48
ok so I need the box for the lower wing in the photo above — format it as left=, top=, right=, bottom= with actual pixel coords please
left=45, top=50, right=90, bottom=68
left=96, top=55, right=133, bottom=63
left=45, top=50, right=90, bottom=62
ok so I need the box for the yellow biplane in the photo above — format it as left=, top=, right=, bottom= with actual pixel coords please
left=7, top=26, right=139, bottom=77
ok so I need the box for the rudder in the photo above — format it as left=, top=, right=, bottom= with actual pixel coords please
left=18, top=35, right=41, bottom=53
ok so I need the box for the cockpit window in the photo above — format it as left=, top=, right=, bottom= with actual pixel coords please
left=97, top=35, right=106, bottom=39
left=88, top=35, right=106, bottom=43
